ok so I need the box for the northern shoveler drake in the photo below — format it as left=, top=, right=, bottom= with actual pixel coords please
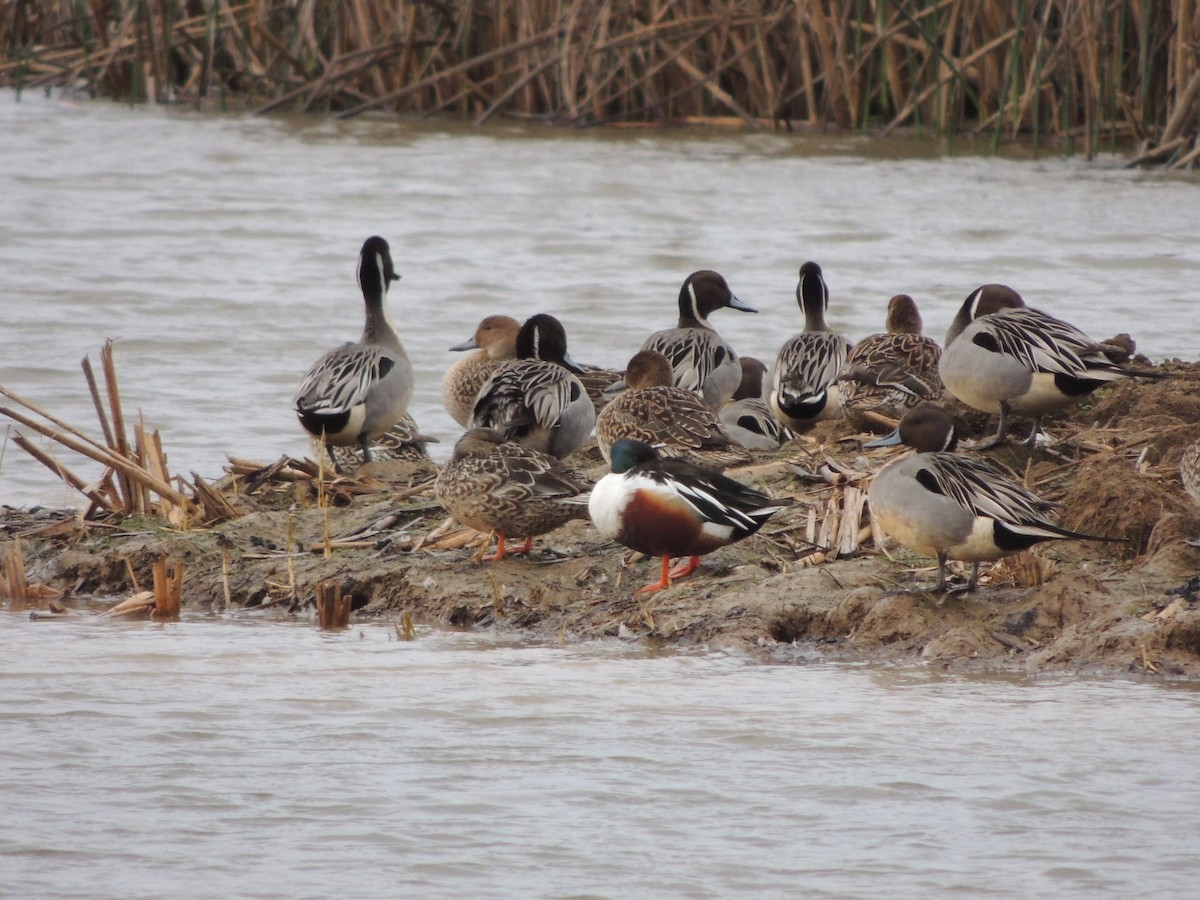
left=1181, top=438, right=1200, bottom=547
left=434, top=428, right=593, bottom=561
left=866, top=405, right=1122, bottom=592
left=640, top=269, right=756, bottom=409
left=939, top=284, right=1167, bottom=447
left=470, top=313, right=596, bottom=459
left=596, top=350, right=750, bottom=470
left=719, top=357, right=795, bottom=450
left=321, top=411, right=438, bottom=471
left=293, top=236, right=414, bottom=470
left=769, top=261, right=854, bottom=431
left=840, top=293, right=943, bottom=432
left=588, top=438, right=791, bottom=594
left=442, top=315, right=521, bottom=427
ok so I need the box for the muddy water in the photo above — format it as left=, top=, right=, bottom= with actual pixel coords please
left=2, top=615, right=1198, bottom=898
left=1, top=91, right=1199, bottom=507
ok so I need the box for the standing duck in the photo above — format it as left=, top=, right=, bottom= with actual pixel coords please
left=596, top=350, right=750, bottom=470
left=719, top=357, right=795, bottom=450
left=840, top=293, right=942, bottom=431
left=866, top=405, right=1121, bottom=592
left=435, top=428, right=593, bottom=561
left=589, top=438, right=791, bottom=594
left=293, top=236, right=413, bottom=469
left=640, top=269, right=757, bottom=409
left=939, top=284, right=1166, bottom=447
left=769, top=261, right=853, bottom=431
left=441, top=314, right=521, bottom=427
left=469, top=314, right=596, bottom=459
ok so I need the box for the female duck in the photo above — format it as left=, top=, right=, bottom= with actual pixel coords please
left=322, top=412, right=437, bottom=471
left=293, top=236, right=413, bottom=469
left=435, top=428, right=593, bottom=561
left=640, top=269, right=756, bottom=409
left=939, top=284, right=1165, bottom=446
left=470, top=313, right=596, bottom=459
left=442, top=314, right=521, bottom=427
left=589, top=438, right=791, bottom=594
left=866, top=405, right=1120, bottom=592
left=596, top=350, right=750, bottom=470
left=840, top=293, right=942, bottom=431
left=769, top=261, right=853, bottom=431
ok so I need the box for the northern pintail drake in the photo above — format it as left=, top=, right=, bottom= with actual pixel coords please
left=1181, top=439, right=1200, bottom=547
left=840, top=293, right=942, bottom=431
left=469, top=313, right=596, bottom=459
left=322, top=412, right=437, bottom=471
left=719, top=357, right=795, bottom=450
left=769, top=261, right=853, bottom=431
left=939, top=284, right=1166, bottom=447
left=640, top=269, right=756, bottom=409
left=293, top=236, right=413, bottom=469
left=596, top=350, right=750, bottom=470
left=589, top=438, right=791, bottom=594
left=434, top=428, right=593, bottom=561
left=866, top=405, right=1121, bottom=592
left=442, top=314, right=520, bottom=427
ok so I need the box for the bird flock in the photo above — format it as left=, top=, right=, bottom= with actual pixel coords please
left=293, top=235, right=1167, bottom=595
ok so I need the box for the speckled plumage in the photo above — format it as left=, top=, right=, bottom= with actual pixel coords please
left=442, top=315, right=520, bottom=427
left=321, top=412, right=437, bottom=471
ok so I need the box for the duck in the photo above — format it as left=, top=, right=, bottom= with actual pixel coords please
left=435, top=428, right=593, bottom=561
left=865, top=404, right=1122, bottom=592
left=1181, top=439, right=1200, bottom=547
left=596, top=350, right=751, bottom=470
left=718, top=357, right=795, bottom=450
left=840, top=293, right=942, bottom=432
left=588, top=438, right=791, bottom=594
left=293, top=236, right=413, bottom=470
left=469, top=313, right=596, bottom=459
left=442, top=315, right=521, bottom=427
left=769, top=261, right=853, bottom=431
left=321, top=412, right=437, bottom=472
left=939, top=284, right=1167, bottom=447
left=640, top=269, right=757, bottom=409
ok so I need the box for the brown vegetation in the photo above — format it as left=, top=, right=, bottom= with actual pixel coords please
left=1, top=2, right=1198, bottom=164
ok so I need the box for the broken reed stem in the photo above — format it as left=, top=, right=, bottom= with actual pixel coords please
left=152, top=556, right=183, bottom=619
left=316, top=581, right=351, bottom=630
left=2, top=540, right=30, bottom=609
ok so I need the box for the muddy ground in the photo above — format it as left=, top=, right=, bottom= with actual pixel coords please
left=5, top=359, right=1200, bottom=678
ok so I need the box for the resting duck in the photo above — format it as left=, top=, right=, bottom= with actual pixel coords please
left=470, top=313, right=596, bottom=459
left=322, top=412, right=437, bottom=471
left=640, top=269, right=756, bottom=409
left=434, top=428, right=593, bottom=561
left=866, top=405, right=1121, bottom=592
left=1181, top=439, right=1200, bottom=547
left=939, top=284, right=1166, bottom=446
left=588, top=438, right=791, bottom=594
left=719, top=357, right=795, bottom=450
left=840, top=293, right=942, bottom=431
left=293, top=236, right=413, bottom=470
left=769, top=261, right=853, bottom=431
left=442, top=315, right=521, bottom=427
left=596, top=350, right=750, bottom=470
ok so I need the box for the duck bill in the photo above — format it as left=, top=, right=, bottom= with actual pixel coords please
left=864, top=429, right=903, bottom=449
left=448, top=337, right=479, bottom=352
left=561, top=350, right=586, bottom=376
left=728, top=294, right=758, bottom=314
left=602, top=378, right=629, bottom=398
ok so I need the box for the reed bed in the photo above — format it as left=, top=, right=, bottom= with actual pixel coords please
left=2, top=1, right=1197, bottom=161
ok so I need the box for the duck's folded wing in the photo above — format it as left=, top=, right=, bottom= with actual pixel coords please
left=917, top=453, right=1059, bottom=529
left=293, top=344, right=396, bottom=414
left=976, top=309, right=1119, bottom=378
left=643, top=331, right=726, bottom=394
left=776, top=333, right=851, bottom=394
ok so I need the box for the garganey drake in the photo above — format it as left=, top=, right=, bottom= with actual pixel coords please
left=866, top=405, right=1121, bottom=592
left=840, top=293, right=942, bottom=432
left=596, top=350, right=750, bottom=470
left=293, top=236, right=413, bottom=471
left=719, top=357, right=795, bottom=450
left=640, top=269, right=756, bottom=410
left=939, top=284, right=1166, bottom=447
left=588, top=438, right=791, bottom=594
left=769, top=261, right=853, bottom=431
left=434, top=428, right=593, bottom=561
left=442, top=315, right=520, bottom=427
left=469, top=313, right=596, bottom=459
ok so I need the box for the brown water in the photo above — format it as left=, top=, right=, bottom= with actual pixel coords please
left=3, top=92, right=1200, bottom=898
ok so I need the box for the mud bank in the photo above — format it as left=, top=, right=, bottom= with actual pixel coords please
left=6, top=361, right=1200, bottom=678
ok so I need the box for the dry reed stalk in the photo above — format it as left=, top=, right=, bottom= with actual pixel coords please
left=2, top=540, right=29, bottom=608
left=102, top=590, right=157, bottom=617
left=315, top=581, right=350, bottom=630
left=152, top=556, right=184, bottom=619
